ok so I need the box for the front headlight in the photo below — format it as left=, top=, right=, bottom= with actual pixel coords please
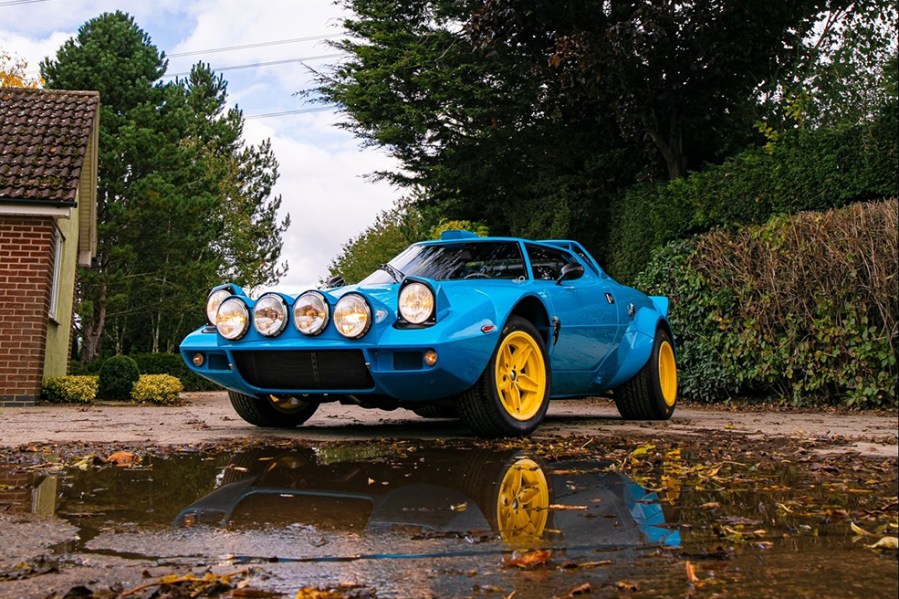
left=215, top=297, right=250, bottom=340
left=294, top=291, right=329, bottom=336
left=253, top=293, right=288, bottom=337
left=206, top=288, right=232, bottom=324
left=333, top=294, right=371, bottom=338
left=398, top=282, right=434, bottom=324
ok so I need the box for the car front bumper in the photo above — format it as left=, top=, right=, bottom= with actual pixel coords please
left=179, top=322, right=499, bottom=403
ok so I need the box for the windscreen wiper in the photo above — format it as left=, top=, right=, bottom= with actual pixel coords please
left=378, top=263, right=405, bottom=283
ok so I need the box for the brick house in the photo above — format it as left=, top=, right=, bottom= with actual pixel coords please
left=0, top=88, right=99, bottom=406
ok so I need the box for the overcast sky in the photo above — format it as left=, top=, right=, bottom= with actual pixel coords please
left=0, top=0, right=400, bottom=294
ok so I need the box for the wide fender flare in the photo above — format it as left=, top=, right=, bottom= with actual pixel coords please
left=604, top=303, right=672, bottom=390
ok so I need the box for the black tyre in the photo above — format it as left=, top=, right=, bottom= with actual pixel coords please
left=458, top=316, right=551, bottom=437
left=228, top=390, right=319, bottom=428
left=614, top=328, right=678, bottom=420
left=411, top=403, right=459, bottom=419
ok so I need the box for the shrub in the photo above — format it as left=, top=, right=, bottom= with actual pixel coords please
left=41, top=376, right=98, bottom=404
left=636, top=199, right=898, bottom=407
left=97, top=355, right=141, bottom=400
left=609, top=102, right=899, bottom=282
left=130, top=352, right=220, bottom=392
left=130, top=374, right=183, bottom=405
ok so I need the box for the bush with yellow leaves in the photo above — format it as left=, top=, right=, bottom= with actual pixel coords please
left=41, top=376, right=99, bottom=404
left=130, top=374, right=183, bottom=405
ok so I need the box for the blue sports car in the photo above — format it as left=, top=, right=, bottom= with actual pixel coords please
left=180, top=231, right=678, bottom=437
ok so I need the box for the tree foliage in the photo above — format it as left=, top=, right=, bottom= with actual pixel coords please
left=760, top=0, right=899, bottom=129
left=40, top=11, right=289, bottom=360
left=317, top=0, right=860, bottom=259
left=0, top=50, right=41, bottom=88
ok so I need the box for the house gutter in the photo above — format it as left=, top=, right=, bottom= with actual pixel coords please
left=0, top=198, right=76, bottom=219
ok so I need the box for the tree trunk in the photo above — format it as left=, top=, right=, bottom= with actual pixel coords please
left=641, top=108, right=686, bottom=180
left=81, top=284, right=106, bottom=363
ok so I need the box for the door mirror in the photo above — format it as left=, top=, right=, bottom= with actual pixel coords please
left=323, top=275, right=345, bottom=289
left=556, top=262, right=585, bottom=285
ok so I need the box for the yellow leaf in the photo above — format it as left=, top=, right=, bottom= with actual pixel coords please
left=867, top=536, right=899, bottom=550
left=851, top=522, right=875, bottom=537
left=629, top=444, right=655, bottom=459
left=450, top=502, right=468, bottom=512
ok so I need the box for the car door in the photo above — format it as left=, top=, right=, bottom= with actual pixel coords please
left=524, top=243, right=621, bottom=394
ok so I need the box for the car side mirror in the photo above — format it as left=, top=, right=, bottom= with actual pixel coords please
left=556, top=262, right=585, bottom=285
left=323, top=275, right=345, bottom=289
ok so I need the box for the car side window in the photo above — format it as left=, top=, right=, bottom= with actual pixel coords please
left=525, top=244, right=575, bottom=281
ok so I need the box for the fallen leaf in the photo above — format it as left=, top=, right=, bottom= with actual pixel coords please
left=450, top=502, right=468, bottom=512
left=547, top=504, right=588, bottom=511
left=560, top=560, right=611, bottom=569
left=867, top=536, right=898, bottom=550
left=615, top=580, right=639, bottom=591
left=502, top=549, right=553, bottom=569
left=565, top=582, right=591, bottom=596
left=850, top=521, right=875, bottom=537
left=106, top=451, right=140, bottom=467
left=685, top=560, right=701, bottom=586
left=701, top=502, right=721, bottom=510
left=629, top=444, right=655, bottom=460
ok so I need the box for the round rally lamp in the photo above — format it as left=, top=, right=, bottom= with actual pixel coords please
left=294, top=291, right=330, bottom=336
left=333, top=294, right=371, bottom=338
left=398, top=282, right=435, bottom=324
left=215, top=297, right=250, bottom=340
left=205, top=288, right=232, bottom=324
left=253, top=293, right=289, bottom=337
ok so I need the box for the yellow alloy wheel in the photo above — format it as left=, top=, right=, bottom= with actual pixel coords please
left=496, top=458, right=550, bottom=543
left=658, top=341, right=677, bottom=407
left=494, top=331, right=547, bottom=421
left=269, top=395, right=310, bottom=414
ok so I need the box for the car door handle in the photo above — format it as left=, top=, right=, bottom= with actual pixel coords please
left=604, top=292, right=615, bottom=304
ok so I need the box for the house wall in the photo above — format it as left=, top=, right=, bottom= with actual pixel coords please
left=43, top=193, right=82, bottom=381
left=0, top=216, right=54, bottom=406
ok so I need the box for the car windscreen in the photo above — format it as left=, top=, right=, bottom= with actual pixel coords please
left=358, top=241, right=526, bottom=284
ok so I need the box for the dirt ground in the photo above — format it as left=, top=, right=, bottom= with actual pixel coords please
left=0, top=394, right=896, bottom=599
left=0, top=392, right=896, bottom=457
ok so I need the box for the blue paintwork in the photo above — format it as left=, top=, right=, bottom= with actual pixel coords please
left=180, top=234, right=673, bottom=405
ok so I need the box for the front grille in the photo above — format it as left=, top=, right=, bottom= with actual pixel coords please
left=232, top=350, right=373, bottom=390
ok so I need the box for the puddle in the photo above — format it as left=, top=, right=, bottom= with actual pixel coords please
left=1, top=440, right=897, bottom=598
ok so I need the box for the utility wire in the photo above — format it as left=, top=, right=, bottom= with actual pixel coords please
left=245, top=105, right=337, bottom=120
left=0, top=0, right=57, bottom=6
left=167, top=34, right=341, bottom=58
left=163, top=53, right=345, bottom=78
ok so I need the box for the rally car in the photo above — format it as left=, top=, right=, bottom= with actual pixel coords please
left=180, top=231, right=678, bottom=437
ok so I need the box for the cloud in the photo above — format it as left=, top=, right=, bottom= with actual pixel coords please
left=1, top=0, right=400, bottom=296
left=244, top=115, right=400, bottom=292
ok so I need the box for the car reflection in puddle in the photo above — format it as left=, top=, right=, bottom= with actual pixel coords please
left=174, top=446, right=679, bottom=560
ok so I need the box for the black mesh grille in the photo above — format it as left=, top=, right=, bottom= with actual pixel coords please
left=232, top=350, right=373, bottom=390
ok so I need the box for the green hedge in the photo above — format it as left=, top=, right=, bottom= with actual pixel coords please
left=635, top=199, right=898, bottom=407
left=72, top=353, right=218, bottom=392
left=609, top=101, right=899, bottom=282
left=97, top=355, right=140, bottom=400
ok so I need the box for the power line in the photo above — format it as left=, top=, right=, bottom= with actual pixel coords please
left=245, top=105, right=337, bottom=120
left=0, top=0, right=57, bottom=6
left=163, top=53, right=345, bottom=78
left=167, top=34, right=340, bottom=58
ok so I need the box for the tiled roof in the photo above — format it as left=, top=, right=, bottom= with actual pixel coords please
left=0, top=88, right=100, bottom=205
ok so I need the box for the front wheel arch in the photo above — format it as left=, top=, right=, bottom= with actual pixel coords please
left=458, top=316, right=551, bottom=437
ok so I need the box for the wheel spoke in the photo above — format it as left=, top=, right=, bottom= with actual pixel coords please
left=516, top=373, right=539, bottom=394
left=501, top=344, right=513, bottom=371
left=512, top=343, right=533, bottom=371
left=509, top=385, right=522, bottom=412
